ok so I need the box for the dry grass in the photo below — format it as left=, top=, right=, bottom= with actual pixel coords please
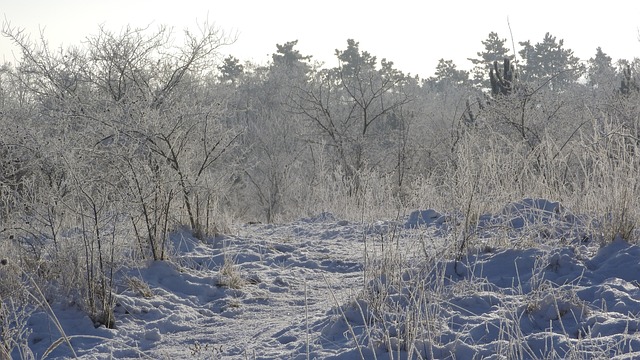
left=216, top=252, right=246, bottom=289
left=124, top=276, right=154, bottom=298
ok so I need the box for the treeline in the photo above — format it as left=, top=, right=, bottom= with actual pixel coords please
left=1, top=22, right=639, bottom=325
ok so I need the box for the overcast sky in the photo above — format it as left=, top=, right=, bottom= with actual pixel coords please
left=1, top=0, right=639, bottom=78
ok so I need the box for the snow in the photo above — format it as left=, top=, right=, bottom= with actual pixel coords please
left=12, top=199, right=640, bottom=359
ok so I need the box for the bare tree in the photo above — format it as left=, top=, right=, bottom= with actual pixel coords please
left=81, top=22, right=239, bottom=242
left=0, top=20, right=239, bottom=331
left=295, top=40, right=411, bottom=196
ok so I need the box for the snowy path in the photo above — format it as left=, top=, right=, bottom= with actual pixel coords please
left=48, top=217, right=374, bottom=359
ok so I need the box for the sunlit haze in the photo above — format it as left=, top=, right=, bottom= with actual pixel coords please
left=1, top=0, right=639, bottom=78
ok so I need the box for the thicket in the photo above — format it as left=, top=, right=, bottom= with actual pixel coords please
left=0, top=21, right=639, bottom=348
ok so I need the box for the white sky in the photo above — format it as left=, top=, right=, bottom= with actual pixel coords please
left=1, top=0, right=639, bottom=78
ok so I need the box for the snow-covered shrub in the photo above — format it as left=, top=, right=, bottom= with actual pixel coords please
left=0, top=299, right=34, bottom=360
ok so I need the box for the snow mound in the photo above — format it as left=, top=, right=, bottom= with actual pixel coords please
left=405, top=209, right=446, bottom=229
left=499, top=198, right=578, bottom=230
left=312, top=240, right=640, bottom=358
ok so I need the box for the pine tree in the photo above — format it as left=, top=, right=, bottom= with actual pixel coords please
left=518, top=33, right=584, bottom=90
left=427, top=59, right=469, bottom=91
left=469, top=32, right=514, bottom=88
left=335, top=39, right=377, bottom=78
left=620, top=64, right=639, bottom=95
left=586, top=47, right=615, bottom=90
left=272, top=40, right=312, bottom=72
left=218, top=56, right=244, bottom=84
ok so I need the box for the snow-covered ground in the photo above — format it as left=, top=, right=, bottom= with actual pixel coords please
left=15, top=200, right=640, bottom=359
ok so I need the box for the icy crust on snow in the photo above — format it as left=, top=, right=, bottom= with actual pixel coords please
left=14, top=200, right=640, bottom=359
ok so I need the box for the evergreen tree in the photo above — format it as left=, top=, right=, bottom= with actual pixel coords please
left=620, top=63, right=639, bottom=95
left=268, top=40, right=313, bottom=104
left=218, top=56, right=244, bottom=84
left=427, top=59, right=469, bottom=91
left=335, top=39, right=377, bottom=78
left=469, top=32, right=514, bottom=88
left=272, top=40, right=312, bottom=74
left=586, top=47, right=615, bottom=90
left=518, top=33, right=584, bottom=90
